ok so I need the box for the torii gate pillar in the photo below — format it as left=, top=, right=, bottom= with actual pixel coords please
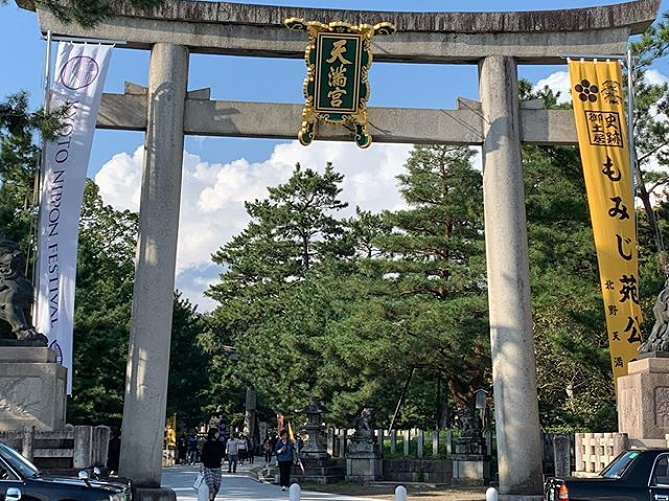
left=480, top=55, right=543, bottom=494
left=118, top=43, right=188, bottom=491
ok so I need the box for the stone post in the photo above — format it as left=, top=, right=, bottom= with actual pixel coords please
left=243, top=387, right=257, bottom=439
left=403, top=430, right=410, bottom=456
left=390, top=430, right=397, bottom=454
left=432, top=430, right=439, bottom=457
left=22, top=426, right=34, bottom=461
left=417, top=430, right=424, bottom=458
left=120, top=42, right=188, bottom=493
left=327, top=428, right=334, bottom=456
left=612, top=433, right=628, bottom=456
left=553, top=435, right=571, bottom=479
left=479, top=55, right=543, bottom=496
left=74, top=425, right=93, bottom=470
left=93, top=425, right=110, bottom=467
left=446, top=429, right=452, bottom=455
left=575, top=434, right=584, bottom=473
left=377, top=429, right=384, bottom=454
left=339, top=429, right=347, bottom=457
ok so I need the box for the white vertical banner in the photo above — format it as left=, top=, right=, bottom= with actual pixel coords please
left=36, top=42, right=113, bottom=393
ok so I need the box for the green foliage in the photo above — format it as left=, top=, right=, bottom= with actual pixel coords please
left=0, top=91, right=62, bottom=251
left=628, top=17, right=669, bottom=253
left=167, top=294, right=211, bottom=430
left=68, top=180, right=138, bottom=427
left=70, top=182, right=213, bottom=429
left=209, top=163, right=350, bottom=303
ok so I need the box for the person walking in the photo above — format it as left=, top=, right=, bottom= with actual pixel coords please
left=247, top=435, right=255, bottom=465
left=225, top=433, right=240, bottom=473
left=178, top=433, right=187, bottom=465
left=274, top=429, right=294, bottom=491
left=262, top=436, right=272, bottom=466
left=238, top=434, right=248, bottom=465
left=187, top=434, right=199, bottom=465
left=200, top=428, right=226, bottom=501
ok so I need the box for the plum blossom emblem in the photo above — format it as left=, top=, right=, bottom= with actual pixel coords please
left=574, top=79, right=599, bottom=102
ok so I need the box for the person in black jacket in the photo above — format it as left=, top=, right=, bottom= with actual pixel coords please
left=200, top=428, right=226, bottom=501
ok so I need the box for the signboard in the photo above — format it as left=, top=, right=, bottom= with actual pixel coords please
left=285, top=18, right=395, bottom=148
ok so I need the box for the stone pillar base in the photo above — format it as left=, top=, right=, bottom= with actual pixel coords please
left=346, top=454, right=382, bottom=482
left=0, top=347, right=67, bottom=431
left=294, top=457, right=345, bottom=484
left=451, top=454, right=491, bottom=485
left=618, top=356, right=669, bottom=440
left=133, top=487, right=176, bottom=501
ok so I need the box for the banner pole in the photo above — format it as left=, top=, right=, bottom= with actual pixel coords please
left=626, top=48, right=637, bottom=209
left=31, top=30, right=53, bottom=324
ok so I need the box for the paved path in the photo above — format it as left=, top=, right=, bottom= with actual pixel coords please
left=161, top=463, right=377, bottom=501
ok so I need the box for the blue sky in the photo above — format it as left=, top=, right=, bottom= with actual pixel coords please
left=2, top=0, right=669, bottom=310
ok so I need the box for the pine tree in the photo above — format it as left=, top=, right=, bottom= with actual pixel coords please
left=345, top=145, right=489, bottom=427
left=206, top=163, right=352, bottom=417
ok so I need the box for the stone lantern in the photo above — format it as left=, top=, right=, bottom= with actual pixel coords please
left=294, top=396, right=344, bottom=484
left=296, top=396, right=329, bottom=459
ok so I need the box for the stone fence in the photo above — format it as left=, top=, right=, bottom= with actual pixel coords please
left=572, top=432, right=628, bottom=476
left=326, top=428, right=465, bottom=458
left=0, top=425, right=110, bottom=471
left=326, top=429, right=634, bottom=479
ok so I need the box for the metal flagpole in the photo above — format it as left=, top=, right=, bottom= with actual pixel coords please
left=626, top=48, right=639, bottom=246
left=31, top=29, right=53, bottom=325
left=627, top=49, right=637, bottom=210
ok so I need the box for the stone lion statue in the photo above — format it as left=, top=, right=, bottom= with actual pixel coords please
left=640, top=275, right=669, bottom=353
left=0, top=237, right=47, bottom=345
left=353, top=407, right=374, bottom=437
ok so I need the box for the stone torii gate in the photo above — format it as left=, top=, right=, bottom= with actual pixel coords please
left=17, top=0, right=659, bottom=498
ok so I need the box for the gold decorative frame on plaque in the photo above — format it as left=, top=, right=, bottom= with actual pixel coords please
left=285, top=18, right=395, bottom=148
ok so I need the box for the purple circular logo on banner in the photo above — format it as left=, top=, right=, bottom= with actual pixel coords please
left=59, top=56, right=100, bottom=90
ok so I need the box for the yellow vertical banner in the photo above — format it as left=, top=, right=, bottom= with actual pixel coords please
left=166, top=412, right=177, bottom=448
left=568, top=59, right=643, bottom=384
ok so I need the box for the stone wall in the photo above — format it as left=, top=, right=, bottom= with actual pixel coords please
left=382, top=458, right=453, bottom=484
left=0, top=425, right=110, bottom=472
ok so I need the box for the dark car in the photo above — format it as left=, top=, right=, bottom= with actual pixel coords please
left=0, top=442, right=131, bottom=501
left=545, top=449, right=669, bottom=501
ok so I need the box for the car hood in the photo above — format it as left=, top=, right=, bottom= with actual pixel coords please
left=35, top=475, right=127, bottom=493
left=566, top=477, right=617, bottom=482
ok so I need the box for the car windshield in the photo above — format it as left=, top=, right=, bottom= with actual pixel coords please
left=600, top=451, right=640, bottom=479
left=0, top=443, right=40, bottom=478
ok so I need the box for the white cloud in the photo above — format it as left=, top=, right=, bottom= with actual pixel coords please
left=644, top=69, right=668, bottom=87
left=95, top=140, right=412, bottom=310
left=94, top=149, right=143, bottom=212
left=533, top=71, right=571, bottom=104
